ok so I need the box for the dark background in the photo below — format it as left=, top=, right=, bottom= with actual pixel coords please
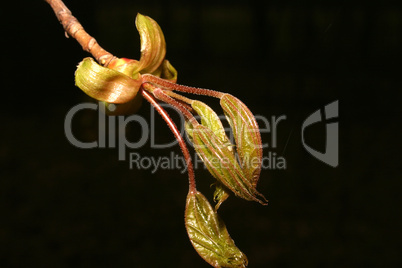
left=1, top=0, right=400, bottom=267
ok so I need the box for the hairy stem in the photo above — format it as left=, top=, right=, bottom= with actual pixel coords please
left=143, top=83, right=199, bottom=127
left=142, top=74, right=225, bottom=99
left=164, top=90, right=194, bottom=106
left=141, top=89, right=197, bottom=192
left=45, top=0, right=116, bottom=66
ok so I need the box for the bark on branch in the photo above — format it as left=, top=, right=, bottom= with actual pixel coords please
left=45, top=0, right=116, bottom=66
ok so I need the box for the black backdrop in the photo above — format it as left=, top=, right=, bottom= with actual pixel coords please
left=1, top=0, right=400, bottom=267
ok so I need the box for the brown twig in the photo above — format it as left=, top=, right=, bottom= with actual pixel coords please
left=45, top=0, right=116, bottom=66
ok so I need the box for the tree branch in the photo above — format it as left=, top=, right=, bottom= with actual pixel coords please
left=45, top=0, right=116, bottom=66
left=45, top=0, right=198, bottom=193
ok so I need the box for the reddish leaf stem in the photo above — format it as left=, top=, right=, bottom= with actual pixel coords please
left=141, top=89, right=197, bottom=192
left=142, top=83, right=199, bottom=127
left=142, top=74, right=225, bottom=99
left=164, top=90, right=194, bottom=106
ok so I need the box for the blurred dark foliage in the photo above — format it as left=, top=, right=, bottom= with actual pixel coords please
left=0, top=0, right=400, bottom=267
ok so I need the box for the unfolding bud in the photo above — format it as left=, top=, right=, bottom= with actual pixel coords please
left=102, top=95, right=143, bottom=116
left=186, top=100, right=231, bottom=146
left=152, top=59, right=178, bottom=83
left=75, top=57, right=142, bottom=103
left=75, top=13, right=177, bottom=115
left=185, top=98, right=266, bottom=206
left=185, top=100, right=234, bottom=208
left=190, top=124, right=267, bottom=205
left=185, top=190, right=248, bottom=268
left=104, top=58, right=143, bottom=115
left=212, top=182, right=230, bottom=211
left=220, top=94, right=263, bottom=188
left=108, top=57, right=140, bottom=77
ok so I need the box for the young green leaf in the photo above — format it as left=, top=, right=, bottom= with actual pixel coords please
left=220, top=94, right=263, bottom=187
left=191, top=125, right=267, bottom=205
left=75, top=57, right=142, bottom=103
left=133, top=13, right=166, bottom=74
left=186, top=100, right=263, bottom=208
left=185, top=190, right=248, bottom=268
left=151, top=59, right=178, bottom=83
left=103, top=58, right=144, bottom=114
left=191, top=100, right=231, bottom=146
left=107, top=57, right=140, bottom=77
